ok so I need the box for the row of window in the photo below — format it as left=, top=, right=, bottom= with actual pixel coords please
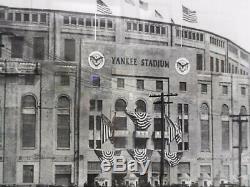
left=0, top=10, right=47, bottom=24
left=21, top=95, right=71, bottom=149
left=63, top=15, right=114, bottom=30
left=200, top=83, right=247, bottom=96
left=210, top=56, right=248, bottom=75
left=22, top=165, right=72, bottom=185
left=176, top=28, right=204, bottom=42
left=210, top=36, right=225, bottom=48
left=117, top=78, right=164, bottom=91
left=127, top=21, right=167, bottom=35
left=200, top=103, right=248, bottom=152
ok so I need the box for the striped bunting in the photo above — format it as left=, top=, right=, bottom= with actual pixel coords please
left=101, top=114, right=115, bottom=144
left=182, top=5, right=197, bottom=23
left=127, top=149, right=153, bottom=163
left=164, top=151, right=183, bottom=167
left=125, top=110, right=151, bottom=130
left=94, top=149, right=121, bottom=166
left=97, top=0, right=112, bottom=15
left=165, top=116, right=182, bottom=144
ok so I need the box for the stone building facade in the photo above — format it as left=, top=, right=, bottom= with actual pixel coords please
left=0, top=5, right=249, bottom=187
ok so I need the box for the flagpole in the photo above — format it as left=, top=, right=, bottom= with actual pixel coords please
left=95, top=13, right=97, bottom=40
left=181, top=0, right=183, bottom=47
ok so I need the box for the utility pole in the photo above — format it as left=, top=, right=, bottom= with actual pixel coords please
left=150, top=92, right=177, bottom=187
left=230, top=114, right=250, bottom=187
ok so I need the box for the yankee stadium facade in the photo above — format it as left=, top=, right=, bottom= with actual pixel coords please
left=0, top=2, right=250, bottom=187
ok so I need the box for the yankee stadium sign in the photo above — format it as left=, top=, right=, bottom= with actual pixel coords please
left=101, top=156, right=150, bottom=175
left=112, top=56, right=169, bottom=68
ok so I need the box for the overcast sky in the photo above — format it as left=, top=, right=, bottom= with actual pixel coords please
left=1, top=0, right=250, bottom=52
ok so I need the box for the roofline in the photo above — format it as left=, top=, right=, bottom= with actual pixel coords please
left=1, top=5, right=249, bottom=54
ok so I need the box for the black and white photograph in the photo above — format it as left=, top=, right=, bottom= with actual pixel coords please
left=0, top=0, right=249, bottom=186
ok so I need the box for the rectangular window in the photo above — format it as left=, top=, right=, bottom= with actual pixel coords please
left=242, top=124, right=248, bottom=150
left=138, top=23, right=143, bottom=32
left=184, top=104, right=188, bottom=115
left=24, top=13, right=29, bottom=22
left=150, top=25, right=155, bottom=33
left=196, top=33, right=200, bottom=40
left=222, top=121, right=229, bottom=150
left=40, top=13, right=47, bottom=23
left=100, top=19, right=105, bottom=28
left=145, top=24, right=149, bottom=33
left=201, top=84, right=207, bottom=94
left=55, top=165, right=71, bottom=186
left=137, top=79, right=144, bottom=90
left=15, top=12, right=21, bottom=21
left=200, top=33, right=204, bottom=41
left=23, top=165, right=34, bottom=183
left=60, top=75, right=70, bottom=86
left=71, top=17, right=76, bottom=25
left=117, top=78, right=124, bottom=88
left=178, top=142, right=183, bottom=150
left=22, top=114, right=36, bottom=148
left=161, top=27, right=166, bottom=35
left=154, top=118, right=161, bottom=131
left=89, top=140, right=94, bottom=149
left=33, top=37, right=44, bottom=60
left=223, top=165, right=230, bottom=180
left=78, top=18, right=84, bottom=25
left=201, top=120, right=209, bottom=152
left=97, top=100, right=102, bottom=111
left=192, top=32, right=196, bottom=40
left=221, top=60, right=225, bottom=73
left=184, top=119, right=189, bottom=133
left=91, top=74, right=100, bottom=87
left=178, top=104, right=182, bottom=115
left=127, top=22, right=132, bottom=30
left=156, top=26, right=160, bottom=34
left=0, top=11, right=4, bottom=19
left=196, top=54, right=203, bottom=70
left=179, top=82, right=187, bottom=92
left=216, top=58, right=219, bottom=72
left=222, top=85, right=228, bottom=95
left=96, top=116, right=101, bottom=130
left=188, top=31, right=192, bottom=39
left=241, top=87, right=246, bottom=95
left=156, top=80, right=163, bottom=91
left=107, top=20, right=113, bottom=28
left=89, top=100, right=95, bottom=111
left=96, top=140, right=101, bottom=149
left=89, top=116, right=94, bottom=130
left=184, top=142, right=189, bottom=150
left=154, top=139, right=161, bottom=150
left=135, top=139, right=147, bottom=149
left=210, top=57, right=214, bottom=72
left=32, top=14, right=38, bottom=22
left=133, top=23, right=137, bottom=31
left=86, top=18, right=92, bottom=27
left=8, top=13, right=13, bottom=21
left=11, top=37, right=24, bottom=58
left=57, top=114, right=70, bottom=148
left=64, top=39, right=75, bottom=61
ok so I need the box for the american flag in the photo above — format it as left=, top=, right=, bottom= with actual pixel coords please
left=155, top=9, right=163, bottom=19
left=125, top=110, right=151, bottom=130
left=101, top=114, right=114, bottom=144
left=165, top=116, right=182, bottom=144
left=139, top=0, right=148, bottom=10
left=124, top=0, right=135, bottom=6
left=182, top=5, right=197, bottom=23
left=97, top=0, right=112, bottom=15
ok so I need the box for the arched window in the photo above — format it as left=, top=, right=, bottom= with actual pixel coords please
left=221, top=104, right=229, bottom=116
left=115, top=99, right=127, bottom=111
left=21, top=95, right=36, bottom=148
left=57, top=96, right=70, bottom=148
left=221, top=104, right=230, bottom=150
left=200, top=103, right=209, bottom=152
left=136, top=100, right=146, bottom=113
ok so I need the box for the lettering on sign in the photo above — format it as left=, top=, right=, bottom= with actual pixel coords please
left=111, top=57, right=169, bottom=68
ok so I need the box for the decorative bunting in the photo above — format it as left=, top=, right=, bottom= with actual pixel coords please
left=127, top=149, right=153, bottom=163
left=125, top=110, right=151, bottom=130
left=94, top=149, right=121, bottom=166
left=158, top=150, right=183, bottom=167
